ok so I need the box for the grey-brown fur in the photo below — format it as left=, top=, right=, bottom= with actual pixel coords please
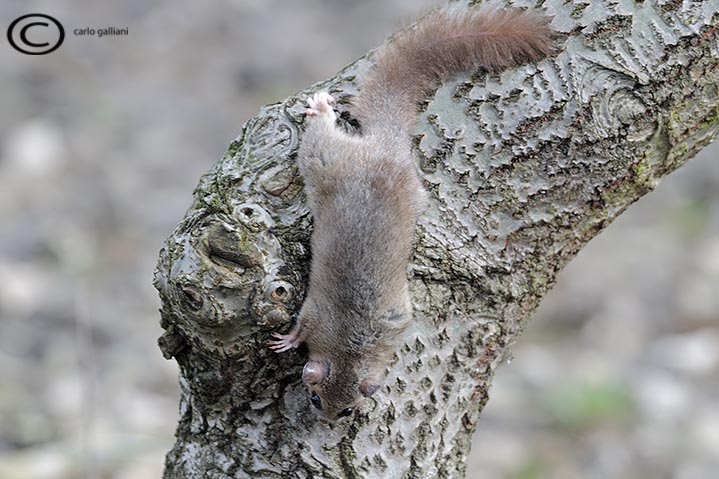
left=270, top=6, right=553, bottom=420
left=355, top=7, right=554, bottom=134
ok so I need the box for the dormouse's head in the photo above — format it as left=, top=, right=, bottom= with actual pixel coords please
left=301, top=358, right=379, bottom=420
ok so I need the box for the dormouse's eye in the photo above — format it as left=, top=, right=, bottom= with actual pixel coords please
left=338, top=407, right=353, bottom=418
left=310, top=392, right=322, bottom=410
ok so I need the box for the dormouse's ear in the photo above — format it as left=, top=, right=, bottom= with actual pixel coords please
left=302, top=360, right=328, bottom=385
left=359, top=378, right=380, bottom=398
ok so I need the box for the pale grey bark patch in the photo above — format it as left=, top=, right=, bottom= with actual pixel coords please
left=154, top=1, right=719, bottom=477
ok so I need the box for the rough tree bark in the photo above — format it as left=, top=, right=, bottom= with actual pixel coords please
left=153, top=0, right=719, bottom=477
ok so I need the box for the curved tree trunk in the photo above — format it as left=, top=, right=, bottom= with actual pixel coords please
left=154, top=1, right=719, bottom=477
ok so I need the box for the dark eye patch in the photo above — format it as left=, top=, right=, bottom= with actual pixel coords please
left=310, top=392, right=322, bottom=410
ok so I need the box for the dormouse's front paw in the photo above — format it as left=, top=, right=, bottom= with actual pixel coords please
left=306, top=91, right=336, bottom=122
left=268, top=331, right=301, bottom=353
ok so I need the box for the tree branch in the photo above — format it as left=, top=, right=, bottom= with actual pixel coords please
left=154, top=1, right=719, bottom=477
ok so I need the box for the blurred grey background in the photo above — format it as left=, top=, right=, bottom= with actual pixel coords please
left=0, top=1, right=716, bottom=478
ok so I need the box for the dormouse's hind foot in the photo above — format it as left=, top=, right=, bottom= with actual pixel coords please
left=268, top=331, right=302, bottom=353
left=306, top=91, right=336, bottom=123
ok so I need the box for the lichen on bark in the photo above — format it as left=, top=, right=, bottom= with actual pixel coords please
left=154, top=1, right=719, bottom=477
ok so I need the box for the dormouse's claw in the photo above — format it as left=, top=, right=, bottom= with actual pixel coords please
left=268, top=331, right=300, bottom=354
left=321, top=92, right=335, bottom=105
left=305, top=91, right=336, bottom=120
left=269, top=342, right=291, bottom=353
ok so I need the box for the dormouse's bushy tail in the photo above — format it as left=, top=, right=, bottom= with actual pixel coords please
left=353, top=7, right=553, bottom=135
